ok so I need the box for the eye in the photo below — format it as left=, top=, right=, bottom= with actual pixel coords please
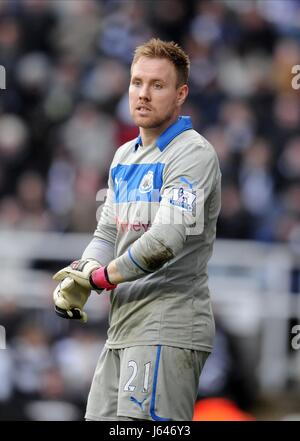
left=153, top=83, right=163, bottom=89
left=132, top=79, right=141, bottom=86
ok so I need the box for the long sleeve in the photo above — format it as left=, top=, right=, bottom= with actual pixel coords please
left=83, top=163, right=117, bottom=266
left=81, top=237, right=114, bottom=266
left=113, top=140, right=220, bottom=281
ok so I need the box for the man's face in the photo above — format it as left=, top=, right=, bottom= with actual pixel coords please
left=129, top=56, right=187, bottom=130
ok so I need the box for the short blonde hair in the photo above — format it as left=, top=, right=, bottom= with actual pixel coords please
left=131, top=38, right=190, bottom=87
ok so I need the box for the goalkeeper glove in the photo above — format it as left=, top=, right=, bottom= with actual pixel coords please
left=53, top=259, right=117, bottom=291
left=53, top=276, right=91, bottom=323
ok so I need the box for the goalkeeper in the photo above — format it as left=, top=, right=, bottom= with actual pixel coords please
left=53, top=38, right=221, bottom=421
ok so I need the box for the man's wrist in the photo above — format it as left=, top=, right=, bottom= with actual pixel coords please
left=104, top=266, right=114, bottom=285
left=106, top=260, right=125, bottom=284
left=90, top=266, right=117, bottom=290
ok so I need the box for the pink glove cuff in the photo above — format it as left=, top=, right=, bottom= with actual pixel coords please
left=90, top=266, right=117, bottom=291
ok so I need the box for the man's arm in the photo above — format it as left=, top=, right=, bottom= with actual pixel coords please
left=82, top=238, right=114, bottom=265
left=82, top=164, right=117, bottom=264
left=106, top=142, right=220, bottom=284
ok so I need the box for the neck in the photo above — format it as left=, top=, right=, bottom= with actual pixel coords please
left=140, top=113, right=179, bottom=147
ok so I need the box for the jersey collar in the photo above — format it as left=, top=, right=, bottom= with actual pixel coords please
left=134, top=116, right=193, bottom=152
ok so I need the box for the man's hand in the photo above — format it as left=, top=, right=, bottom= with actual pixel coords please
left=53, top=277, right=91, bottom=323
left=53, top=259, right=117, bottom=291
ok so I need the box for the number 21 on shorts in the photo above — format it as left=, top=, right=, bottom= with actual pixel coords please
left=124, top=360, right=151, bottom=393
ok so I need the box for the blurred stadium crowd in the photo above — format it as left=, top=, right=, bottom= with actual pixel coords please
left=0, top=0, right=300, bottom=420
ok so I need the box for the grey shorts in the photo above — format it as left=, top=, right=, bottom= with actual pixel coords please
left=85, top=345, right=209, bottom=421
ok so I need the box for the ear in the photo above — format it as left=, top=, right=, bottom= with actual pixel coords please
left=177, top=84, right=189, bottom=107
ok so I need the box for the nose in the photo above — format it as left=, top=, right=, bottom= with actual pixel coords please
left=138, top=84, right=151, bottom=101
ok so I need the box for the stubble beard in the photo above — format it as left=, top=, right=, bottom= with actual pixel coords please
left=133, top=109, right=175, bottom=130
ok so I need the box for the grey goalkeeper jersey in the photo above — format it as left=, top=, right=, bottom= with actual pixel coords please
left=85, top=116, right=221, bottom=352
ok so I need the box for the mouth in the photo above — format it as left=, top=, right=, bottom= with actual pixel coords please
left=136, top=105, right=152, bottom=112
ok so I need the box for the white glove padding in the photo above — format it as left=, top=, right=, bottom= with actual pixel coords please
left=53, top=277, right=91, bottom=323
left=53, top=259, right=101, bottom=290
